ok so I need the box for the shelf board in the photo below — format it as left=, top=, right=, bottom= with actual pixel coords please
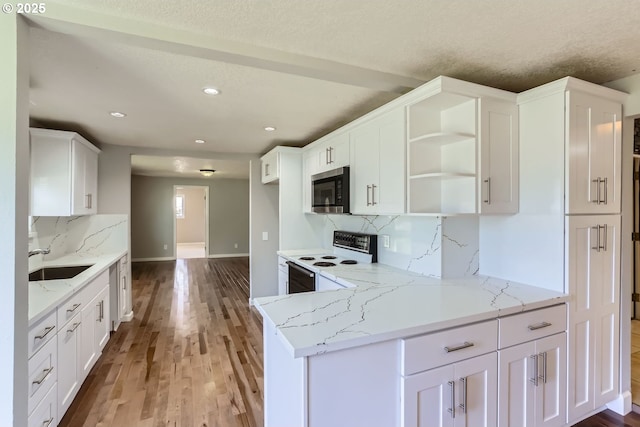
left=408, top=132, right=475, bottom=145
left=409, top=172, right=476, bottom=180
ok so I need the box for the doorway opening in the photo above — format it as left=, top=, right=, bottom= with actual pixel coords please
left=174, top=185, right=209, bottom=259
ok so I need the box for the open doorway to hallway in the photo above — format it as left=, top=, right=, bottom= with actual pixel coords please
left=174, top=185, right=209, bottom=259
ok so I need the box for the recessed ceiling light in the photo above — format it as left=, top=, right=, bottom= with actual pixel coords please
left=203, top=87, right=220, bottom=95
left=264, top=126, right=276, bottom=132
left=199, top=169, right=216, bottom=177
left=109, top=111, right=126, bottom=118
left=195, top=139, right=205, bottom=144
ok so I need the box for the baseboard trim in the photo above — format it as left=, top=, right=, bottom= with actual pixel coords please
left=607, top=390, right=632, bottom=415
left=132, top=257, right=175, bottom=262
left=208, top=253, right=249, bottom=259
left=122, top=311, right=134, bottom=322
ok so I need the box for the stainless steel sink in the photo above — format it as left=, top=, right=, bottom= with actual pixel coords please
left=29, top=265, right=93, bottom=281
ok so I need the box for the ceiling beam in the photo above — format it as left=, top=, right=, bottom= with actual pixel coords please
left=26, top=3, right=424, bottom=94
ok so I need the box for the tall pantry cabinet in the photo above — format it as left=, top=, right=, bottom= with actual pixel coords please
left=480, top=77, right=626, bottom=425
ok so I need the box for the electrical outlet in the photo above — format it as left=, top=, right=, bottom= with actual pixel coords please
left=383, top=235, right=390, bottom=248
left=163, top=244, right=168, bottom=250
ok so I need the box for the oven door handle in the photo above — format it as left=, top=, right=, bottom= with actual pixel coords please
left=286, top=261, right=315, bottom=278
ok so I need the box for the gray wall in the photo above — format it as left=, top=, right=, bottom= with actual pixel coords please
left=248, top=159, right=279, bottom=300
left=176, top=186, right=206, bottom=243
left=131, top=175, right=249, bottom=260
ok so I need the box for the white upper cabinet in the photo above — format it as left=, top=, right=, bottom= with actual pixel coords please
left=479, top=98, right=519, bottom=214
left=30, top=128, right=100, bottom=216
left=260, top=149, right=280, bottom=184
left=566, top=91, right=622, bottom=214
left=406, top=78, right=518, bottom=216
left=316, top=132, right=350, bottom=173
left=350, top=107, right=406, bottom=215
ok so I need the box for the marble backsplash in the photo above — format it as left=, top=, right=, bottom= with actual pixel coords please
left=29, top=214, right=128, bottom=267
left=315, top=214, right=479, bottom=278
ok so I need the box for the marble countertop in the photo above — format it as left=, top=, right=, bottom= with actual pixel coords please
left=254, top=250, right=569, bottom=358
left=29, top=250, right=127, bottom=326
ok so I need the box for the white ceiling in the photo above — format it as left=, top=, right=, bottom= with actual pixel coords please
left=25, top=0, right=640, bottom=177
left=131, top=155, right=249, bottom=180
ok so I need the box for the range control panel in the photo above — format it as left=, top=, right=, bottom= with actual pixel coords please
left=333, top=231, right=378, bottom=261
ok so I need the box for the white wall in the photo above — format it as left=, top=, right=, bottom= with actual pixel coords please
left=176, top=186, right=206, bottom=244
left=0, top=14, right=29, bottom=427
left=249, top=159, right=279, bottom=300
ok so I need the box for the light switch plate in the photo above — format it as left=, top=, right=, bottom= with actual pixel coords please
left=383, top=235, right=390, bottom=248
left=262, top=232, right=269, bottom=241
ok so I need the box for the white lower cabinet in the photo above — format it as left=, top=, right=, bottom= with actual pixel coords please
left=28, top=384, right=57, bottom=427
left=402, top=352, right=497, bottom=427
left=57, top=312, right=82, bottom=417
left=498, top=333, right=566, bottom=427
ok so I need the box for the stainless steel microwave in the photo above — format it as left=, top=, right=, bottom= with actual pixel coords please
left=311, top=167, right=350, bottom=214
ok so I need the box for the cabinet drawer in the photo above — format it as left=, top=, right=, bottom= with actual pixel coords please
left=28, top=335, right=57, bottom=415
left=57, top=269, right=109, bottom=327
left=401, top=320, right=497, bottom=376
left=28, top=309, right=57, bottom=358
left=28, top=382, right=57, bottom=427
left=498, top=304, right=567, bottom=349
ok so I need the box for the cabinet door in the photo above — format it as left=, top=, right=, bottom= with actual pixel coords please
left=566, top=215, right=620, bottom=421
left=95, top=286, right=110, bottom=352
left=479, top=98, right=518, bottom=214
left=80, top=294, right=98, bottom=381
left=84, top=144, right=98, bottom=214
left=566, top=91, right=622, bottom=214
left=376, top=108, right=406, bottom=214
left=302, top=150, right=318, bottom=213
left=58, top=313, right=81, bottom=418
left=454, top=352, right=497, bottom=427
left=350, top=121, right=380, bottom=214
left=498, top=341, right=536, bottom=427
left=119, top=269, right=128, bottom=320
left=401, top=364, right=454, bottom=427
left=71, top=140, right=95, bottom=215
left=261, top=150, right=279, bottom=184
left=536, top=333, right=566, bottom=427
left=318, top=133, right=350, bottom=172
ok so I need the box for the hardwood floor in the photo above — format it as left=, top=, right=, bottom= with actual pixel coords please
left=59, top=257, right=263, bottom=427
left=59, top=257, right=640, bottom=427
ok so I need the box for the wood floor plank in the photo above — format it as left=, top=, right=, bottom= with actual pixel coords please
left=59, top=257, right=263, bottom=427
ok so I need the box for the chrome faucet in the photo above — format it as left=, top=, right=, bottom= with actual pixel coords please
left=28, top=248, right=50, bottom=257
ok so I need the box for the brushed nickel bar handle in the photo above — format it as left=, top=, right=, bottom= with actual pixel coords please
left=42, top=417, right=54, bottom=427
left=447, top=380, right=456, bottom=419
left=483, top=178, right=491, bottom=204
left=371, top=184, right=377, bottom=206
left=366, top=185, right=372, bottom=206
left=444, top=341, right=474, bottom=353
left=34, top=326, right=55, bottom=341
left=600, top=224, right=607, bottom=252
left=67, top=321, right=81, bottom=333
left=528, top=321, right=552, bottom=331
left=32, top=366, right=53, bottom=385
left=529, top=354, right=539, bottom=386
left=66, top=303, right=81, bottom=313
left=541, top=352, right=548, bottom=384
left=591, top=178, right=600, bottom=204
left=329, top=147, right=334, bottom=164
left=591, top=226, right=600, bottom=252
left=458, top=377, right=467, bottom=413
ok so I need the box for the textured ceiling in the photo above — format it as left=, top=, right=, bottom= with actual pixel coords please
left=25, top=0, right=640, bottom=176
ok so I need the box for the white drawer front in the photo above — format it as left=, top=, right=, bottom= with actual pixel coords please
left=28, top=335, right=57, bottom=415
left=28, top=309, right=57, bottom=358
left=401, top=320, right=498, bottom=376
left=57, top=269, right=109, bottom=327
left=498, top=304, right=567, bottom=349
left=28, top=382, right=57, bottom=427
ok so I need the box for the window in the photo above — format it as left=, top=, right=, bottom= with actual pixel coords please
left=175, top=195, right=185, bottom=219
